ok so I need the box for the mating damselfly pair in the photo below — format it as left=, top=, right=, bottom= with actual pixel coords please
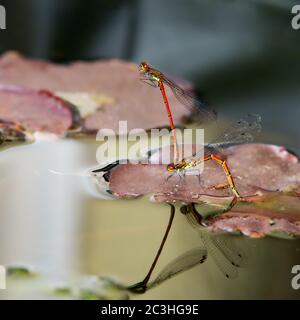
left=94, top=62, right=262, bottom=293
left=139, top=62, right=261, bottom=200
left=125, top=62, right=261, bottom=293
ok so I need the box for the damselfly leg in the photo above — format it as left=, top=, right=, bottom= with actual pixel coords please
left=165, top=114, right=262, bottom=201
left=127, top=203, right=175, bottom=293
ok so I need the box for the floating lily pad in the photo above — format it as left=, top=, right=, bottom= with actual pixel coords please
left=94, top=143, right=300, bottom=239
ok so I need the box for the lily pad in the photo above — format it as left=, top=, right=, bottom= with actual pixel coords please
left=94, top=143, right=300, bottom=239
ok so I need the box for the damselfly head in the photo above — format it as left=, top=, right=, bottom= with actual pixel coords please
left=167, top=163, right=176, bottom=172
left=139, top=61, right=150, bottom=73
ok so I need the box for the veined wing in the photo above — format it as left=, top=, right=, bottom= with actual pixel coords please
left=192, top=113, right=262, bottom=160
left=162, top=76, right=217, bottom=123
left=147, top=247, right=207, bottom=290
left=184, top=204, right=248, bottom=279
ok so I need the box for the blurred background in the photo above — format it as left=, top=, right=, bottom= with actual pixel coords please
left=0, top=0, right=300, bottom=299
left=0, top=0, right=300, bottom=146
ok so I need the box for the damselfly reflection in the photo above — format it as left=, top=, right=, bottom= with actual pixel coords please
left=127, top=203, right=248, bottom=294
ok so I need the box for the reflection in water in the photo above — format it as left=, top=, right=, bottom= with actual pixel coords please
left=0, top=138, right=300, bottom=299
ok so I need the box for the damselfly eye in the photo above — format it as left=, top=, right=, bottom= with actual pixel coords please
left=167, top=163, right=175, bottom=172
left=140, top=61, right=149, bottom=71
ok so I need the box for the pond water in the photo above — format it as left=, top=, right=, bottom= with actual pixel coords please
left=0, top=133, right=300, bottom=299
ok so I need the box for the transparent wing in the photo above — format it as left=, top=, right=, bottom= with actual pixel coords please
left=183, top=206, right=247, bottom=279
left=210, top=233, right=248, bottom=268
left=192, top=113, right=262, bottom=160
left=207, top=114, right=262, bottom=153
left=163, top=77, right=217, bottom=123
left=140, top=74, right=159, bottom=88
left=147, top=247, right=207, bottom=290
left=200, top=231, right=239, bottom=278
